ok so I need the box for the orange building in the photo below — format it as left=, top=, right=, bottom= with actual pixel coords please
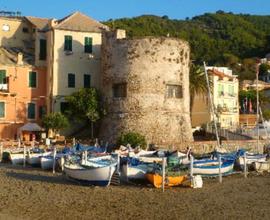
left=0, top=47, right=47, bottom=140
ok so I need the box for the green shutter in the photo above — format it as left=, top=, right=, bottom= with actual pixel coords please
left=39, top=106, right=46, bottom=119
left=0, top=70, right=6, bottom=84
left=29, top=71, right=37, bottom=88
left=0, top=102, right=5, bottom=118
left=68, top=73, right=75, bottom=88
left=39, top=39, right=47, bottom=60
left=28, top=103, right=35, bottom=119
left=64, top=35, right=72, bottom=51
left=84, top=37, right=92, bottom=53
left=84, top=74, right=91, bottom=88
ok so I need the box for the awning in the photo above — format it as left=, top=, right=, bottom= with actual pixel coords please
left=18, top=123, right=43, bottom=132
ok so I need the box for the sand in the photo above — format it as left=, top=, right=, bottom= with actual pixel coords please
left=0, top=164, right=270, bottom=220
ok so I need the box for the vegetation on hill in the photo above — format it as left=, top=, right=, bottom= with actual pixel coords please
left=104, top=11, right=270, bottom=80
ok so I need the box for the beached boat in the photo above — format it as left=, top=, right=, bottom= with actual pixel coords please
left=9, top=152, right=25, bottom=165
left=145, top=173, right=187, bottom=188
left=253, top=161, right=270, bottom=172
left=122, top=163, right=149, bottom=180
left=64, top=162, right=117, bottom=186
left=192, top=159, right=234, bottom=176
left=27, top=151, right=51, bottom=166
left=237, top=153, right=267, bottom=169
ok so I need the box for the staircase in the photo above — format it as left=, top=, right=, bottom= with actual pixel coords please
left=110, top=171, right=121, bottom=186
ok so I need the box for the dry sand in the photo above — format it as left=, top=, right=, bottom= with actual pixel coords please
left=0, top=164, right=270, bottom=220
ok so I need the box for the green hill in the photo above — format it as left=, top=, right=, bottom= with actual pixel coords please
left=104, top=11, right=270, bottom=80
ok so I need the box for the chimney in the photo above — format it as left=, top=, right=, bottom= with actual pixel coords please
left=17, top=52, right=23, bottom=65
left=49, top=19, right=57, bottom=28
left=115, top=29, right=126, bottom=39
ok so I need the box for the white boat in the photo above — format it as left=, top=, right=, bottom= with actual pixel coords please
left=122, top=163, right=149, bottom=180
left=27, top=151, right=51, bottom=166
left=64, top=162, right=117, bottom=186
left=193, top=159, right=234, bottom=176
left=237, top=153, right=267, bottom=169
left=253, top=161, right=270, bottom=172
left=9, top=152, right=25, bottom=165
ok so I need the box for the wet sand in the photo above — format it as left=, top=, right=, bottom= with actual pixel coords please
left=0, top=164, right=270, bottom=220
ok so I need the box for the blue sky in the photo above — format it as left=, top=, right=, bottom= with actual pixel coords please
left=1, top=0, right=270, bottom=21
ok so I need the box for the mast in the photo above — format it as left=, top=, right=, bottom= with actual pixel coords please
left=256, top=62, right=260, bottom=152
left=203, top=62, right=220, bottom=148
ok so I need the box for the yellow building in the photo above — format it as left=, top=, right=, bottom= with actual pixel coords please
left=46, top=12, right=109, bottom=112
left=192, top=67, right=239, bottom=129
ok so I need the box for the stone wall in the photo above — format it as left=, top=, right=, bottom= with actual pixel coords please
left=100, top=31, right=193, bottom=146
left=168, top=140, right=267, bottom=154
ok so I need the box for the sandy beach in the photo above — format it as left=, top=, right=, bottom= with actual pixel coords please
left=0, top=164, right=269, bottom=220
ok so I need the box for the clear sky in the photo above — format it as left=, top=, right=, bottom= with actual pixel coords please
left=1, top=0, right=270, bottom=21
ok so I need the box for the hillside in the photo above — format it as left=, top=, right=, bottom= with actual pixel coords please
left=104, top=11, right=270, bottom=80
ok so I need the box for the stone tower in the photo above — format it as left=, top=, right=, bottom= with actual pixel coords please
left=100, top=30, right=193, bottom=148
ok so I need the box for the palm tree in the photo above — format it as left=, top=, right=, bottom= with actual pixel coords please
left=189, top=63, right=210, bottom=113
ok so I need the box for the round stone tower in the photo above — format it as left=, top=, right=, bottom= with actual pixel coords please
left=100, top=30, right=193, bottom=148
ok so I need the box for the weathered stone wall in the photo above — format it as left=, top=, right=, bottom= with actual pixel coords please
left=170, top=140, right=267, bottom=154
left=100, top=31, right=193, bottom=146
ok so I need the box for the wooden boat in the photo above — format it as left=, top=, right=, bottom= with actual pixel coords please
left=27, top=151, right=51, bottom=166
left=237, top=153, right=267, bottom=169
left=64, top=162, right=117, bottom=186
left=122, top=163, right=149, bottom=180
left=192, top=159, right=234, bottom=176
left=9, top=152, right=24, bottom=165
left=145, top=173, right=187, bottom=188
left=253, top=161, right=270, bottom=172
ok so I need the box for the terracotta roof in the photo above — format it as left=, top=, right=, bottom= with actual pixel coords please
left=0, top=47, right=34, bottom=65
left=207, top=68, right=234, bottom=79
left=54, top=11, right=109, bottom=33
left=26, top=16, right=50, bottom=31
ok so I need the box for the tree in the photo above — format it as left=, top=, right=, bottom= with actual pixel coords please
left=65, top=88, right=104, bottom=137
left=259, top=63, right=270, bottom=76
left=42, top=112, right=69, bottom=135
left=117, top=132, right=147, bottom=149
left=65, top=88, right=103, bottom=122
left=189, top=64, right=210, bottom=112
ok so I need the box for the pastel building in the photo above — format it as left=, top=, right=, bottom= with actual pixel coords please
left=192, top=67, right=239, bottom=129
left=46, top=12, right=109, bottom=112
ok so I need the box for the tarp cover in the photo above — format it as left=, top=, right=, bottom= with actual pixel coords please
left=19, top=123, right=43, bottom=132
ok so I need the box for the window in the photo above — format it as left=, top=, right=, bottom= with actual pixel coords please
left=228, top=85, right=234, bottom=96
left=39, top=39, right=47, bottom=60
left=64, top=35, right=72, bottom=51
left=0, top=102, right=5, bottom=118
left=28, top=103, right=36, bottom=119
left=68, top=73, right=75, bottom=88
left=60, top=102, right=69, bottom=114
left=84, top=37, right=93, bottom=53
left=84, top=74, right=91, bottom=88
left=29, top=71, right=37, bottom=88
left=113, top=83, right=127, bottom=98
left=218, top=84, right=224, bottom=96
left=166, top=84, right=182, bottom=98
left=39, top=106, right=46, bottom=119
left=22, top=27, right=29, bottom=33
left=0, top=70, right=7, bottom=84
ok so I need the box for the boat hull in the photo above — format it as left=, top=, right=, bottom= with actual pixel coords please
left=122, top=164, right=148, bottom=180
left=64, top=163, right=116, bottom=187
left=193, top=160, right=234, bottom=176
left=145, top=173, right=186, bottom=188
left=253, top=161, right=270, bottom=172
left=9, top=153, right=24, bottom=165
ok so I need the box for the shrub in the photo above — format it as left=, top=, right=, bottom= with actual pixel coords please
left=117, top=132, right=147, bottom=149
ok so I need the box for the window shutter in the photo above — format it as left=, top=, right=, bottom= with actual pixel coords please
left=84, top=74, right=91, bottom=88
left=29, top=72, right=37, bottom=88
left=39, top=39, right=47, bottom=60
left=0, top=70, right=6, bottom=84
left=84, top=37, right=92, bottom=53
left=0, top=102, right=5, bottom=118
left=64, top=35, right=72, bottom=51
left=68, top=73, right=75, bottom=88
left=28, top=103, right=36, bottom=119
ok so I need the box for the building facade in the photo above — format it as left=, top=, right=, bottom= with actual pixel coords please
left=192, top=67, right=239, bottom=129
